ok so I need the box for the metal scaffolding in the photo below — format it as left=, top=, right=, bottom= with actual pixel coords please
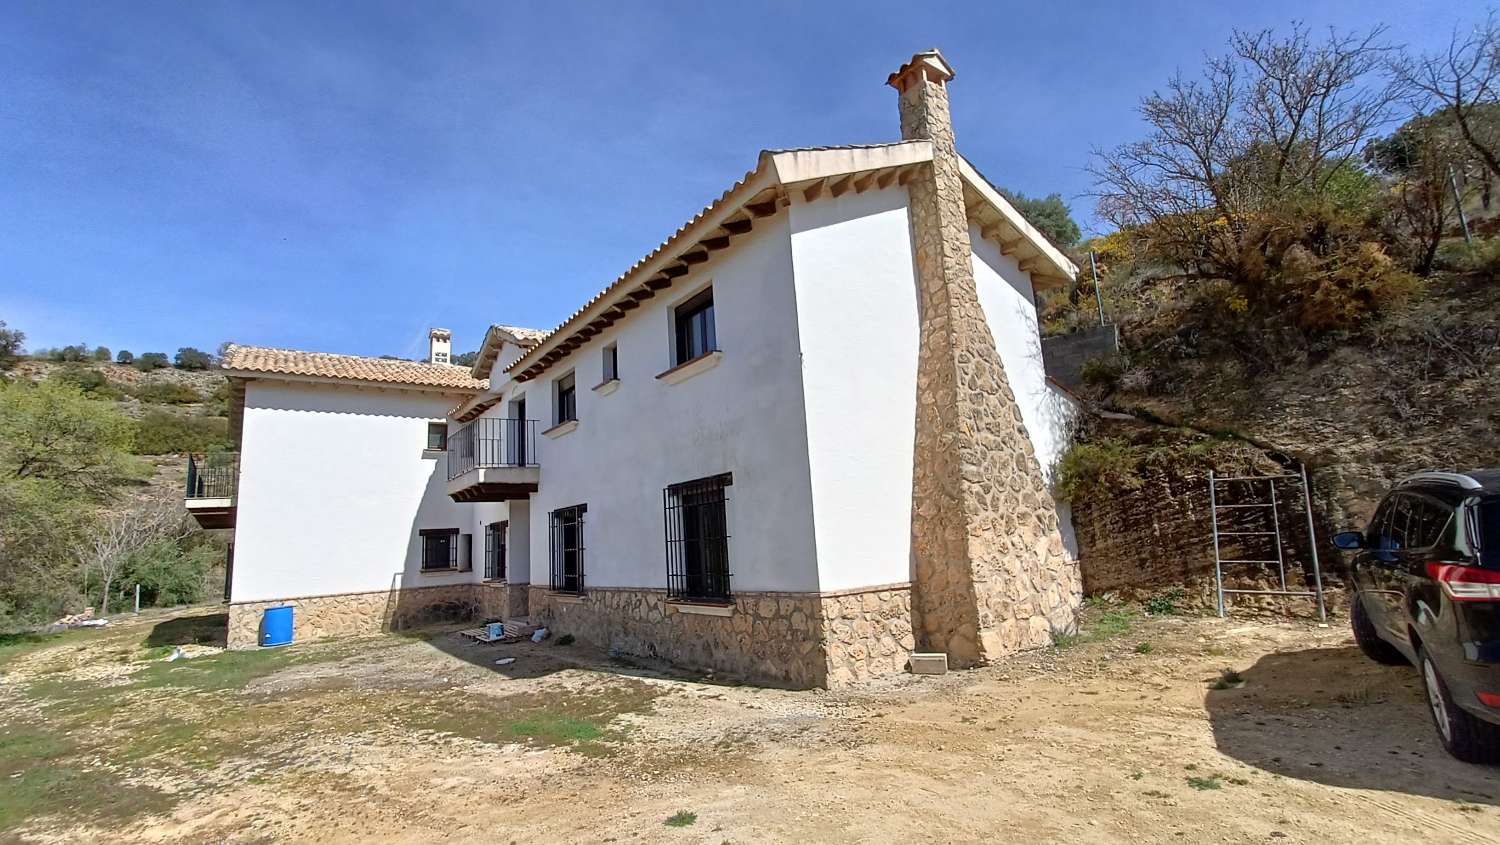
left=1208, top=464, right=1327, bottom=621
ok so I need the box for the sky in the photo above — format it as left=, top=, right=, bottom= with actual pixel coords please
left=0, top=0, right=1478, bottom=358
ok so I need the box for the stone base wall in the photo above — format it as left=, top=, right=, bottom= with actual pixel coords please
left=227, top=583, right=527, bottom=649
left=528, top=586, right=827, bottom=688
left=819, top=585, right=916, bottom=686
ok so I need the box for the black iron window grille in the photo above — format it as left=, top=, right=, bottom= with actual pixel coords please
left=663, top=473, right=732, bottom=602
left=549, top=504, right=586, bottom=593
left=484, top=521, right=507, bottom=581
left=673, top=287, right=716, bottom=365
left=420, top=528, right=461, bottom=572
left=556, top=372, right=577, bottom=424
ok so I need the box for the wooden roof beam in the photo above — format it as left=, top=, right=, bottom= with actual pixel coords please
left=681, top=249, right=710, bottom=266
left=722, top=217, right=753, bottom=235
left=876, top=169, right=897, bottom=189
left=746, top=198, right=778, bottom=218
left=828, top=174, right=854, bottom=198
left=852, top=171, right=877, bottom=193
left=802, top=178, right=826, bottom=202
left=627, top=287, right=656, bottom=302
left=702, top=234, right=731, bottom=251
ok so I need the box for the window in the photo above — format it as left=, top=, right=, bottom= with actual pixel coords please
left=484, top=521, right=507, bottom=581
left=603, top=343, right=619, bottom=382
left=420, top=528, right=460, bottom=571
left=663, top=473, right=732, bottom=602
left=555, top=372, right=577, bottom=425
left=426, top=422, right=448, bottom=451
left=549, top=505, right=587, bottom=593
left=673, top=287, right=716, bottom=365
left=1406, top=496, right=1454, bottom=550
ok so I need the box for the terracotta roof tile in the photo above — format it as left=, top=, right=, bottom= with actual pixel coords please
left=221, top=344, right=487, bottom=391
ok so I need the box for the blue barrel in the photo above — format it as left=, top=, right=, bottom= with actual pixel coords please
left=260, top=606, right=294, bottom=647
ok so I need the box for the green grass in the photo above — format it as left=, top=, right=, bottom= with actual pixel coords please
left=1134, top=642, right=1154, bottom=654
left=0, top=629, right=99, bottom=668
left=1054, top=608, right=1140, bottom=649
left=665, top=810, right=698, bottom=828
left=1186, top=775, right=1223, bottom=790
left=131, top=643, right=341, bottom=692
left=0, top=723, right=172, bottom=832
left=509, top=715, right=602, bottom=743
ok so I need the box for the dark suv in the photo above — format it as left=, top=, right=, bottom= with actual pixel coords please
left=1335, top=470, right=1500, bottom=763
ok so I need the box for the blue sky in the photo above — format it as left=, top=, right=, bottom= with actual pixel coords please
left=0, top=0, right=1474, bottom=358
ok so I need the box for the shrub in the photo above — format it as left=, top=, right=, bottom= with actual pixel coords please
left=1433, top=238, right=1500, bottom=279
left=91, top=346, right=111, bottom=362
left=131, top=410, right=230, bottom=455
left=46, top=365, right=118, bottom=399
left=1080, top=354, right=1125, bottom=389
left=134, top=352, right=170, bottom=371
left=115, top=350, right=134, bottom=365
left=130, top=382, right=202, bottom=405
left=1056, top=440, right=1144, bottom=503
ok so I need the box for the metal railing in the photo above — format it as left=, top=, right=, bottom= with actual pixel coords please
left=446, top=418, right=538, bottom=480
left=186, top=453, right=238, bottom=500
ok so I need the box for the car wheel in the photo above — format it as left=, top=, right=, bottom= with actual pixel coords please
left=1418, top=646, right=1500, bottom=764
left=1350, top=593, right=1406, bottom=665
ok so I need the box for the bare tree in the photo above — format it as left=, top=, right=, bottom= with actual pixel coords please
left=1391, top=12, right=1500, bottom=180
left=76, top=494, right=191, bottom=613
left=1092, top=24, right=1401, bottom=283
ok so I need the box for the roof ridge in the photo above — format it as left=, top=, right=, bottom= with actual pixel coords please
left=223, top=343, right=472, bottom=371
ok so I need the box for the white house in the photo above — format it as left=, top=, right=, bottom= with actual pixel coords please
left=193, top=50, right=1084, bottom=688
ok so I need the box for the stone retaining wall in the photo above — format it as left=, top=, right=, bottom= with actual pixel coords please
left=226, top=583, right=526, bottom=649
left=819, top=585, right=916, bottom=686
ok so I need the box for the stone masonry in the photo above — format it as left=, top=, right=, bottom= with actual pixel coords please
left=227, top=582, right=529, bottom=649
left=891, top=50, right=1081, bottom=666
left=528, top=585, right=915, bottom=689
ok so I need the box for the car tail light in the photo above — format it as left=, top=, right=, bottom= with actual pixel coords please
left=1427, top=562, right=1500, bottom=601
left=1478, top=691, right=1500, bottom=708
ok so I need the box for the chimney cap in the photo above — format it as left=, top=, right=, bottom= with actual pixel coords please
left=887, top=49, right=955, bottom=91
left=429, top=327, right=452, bottom=339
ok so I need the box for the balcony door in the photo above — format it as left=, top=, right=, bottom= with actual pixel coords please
left=510, top=397, right=527, bottom=466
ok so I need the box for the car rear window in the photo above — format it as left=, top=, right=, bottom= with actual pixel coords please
left=1479, top=500, right=1500, bottom=567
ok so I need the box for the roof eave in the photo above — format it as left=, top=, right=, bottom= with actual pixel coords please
left=221, top=368, right=485, bottom=395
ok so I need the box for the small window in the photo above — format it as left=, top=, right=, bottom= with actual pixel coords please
left=555, top=372, right=577, bottom=424
left=549, top=504, right=587, bottom=593
left=420, top=528, right=460, bottom=571
left=484, top=521, right=507, bottom=581
left=426, top=422, right=448, bottom=451
left=603, top=343, right=619, bottom=382
left=674, top=287, right=716, bottom=366
left=664, top=473, right=732, bottom=601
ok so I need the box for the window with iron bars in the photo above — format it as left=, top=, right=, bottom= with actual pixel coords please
left=420, top=528, right=462, bottom=572
left=549, top=504, right=586, bottom=594
left=663, top=473, right=732, bottom=602
left=484, top=521, right=507, bottom=581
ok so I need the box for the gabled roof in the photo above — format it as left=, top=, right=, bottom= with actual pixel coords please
left=505, top=142, right=1079, bottom=384
left=469, top=323, right=548, bottom=379
left=221, top=344, right=487, bottom=392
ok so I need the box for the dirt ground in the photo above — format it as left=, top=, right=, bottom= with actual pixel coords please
left=3, top=603, right=1499, bottom=844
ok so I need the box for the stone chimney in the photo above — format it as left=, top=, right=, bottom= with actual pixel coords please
left=428, top=328, right=452, bottom=365
left=889, top=50, right=1080, bottom=667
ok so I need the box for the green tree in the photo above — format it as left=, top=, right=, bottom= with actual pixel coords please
left=135, top=352, right=170, bottom=371
left=0, top=380, right=136, bottom=498
left=0, top=321, right=22, bottom=371
left=116, top=349, right=134, bottom=365
left=451, top=350, right=479, bottom=367
left=92, top=346, right=111, bottom=362
left=1001, top=189, right=1082, bottom=246
left=174, top=347, right=213, bottom=370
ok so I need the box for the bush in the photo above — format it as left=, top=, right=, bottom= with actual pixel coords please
left=1056, top=440, right=1145, bottom=503
left=131, top=410, right=230, bottom=455
left=130, top=382, right=203, bottom=405
left=134, top=352, right=170, bottom=371
left=123, top=536, right=221, bottom=608
left=1434, top=238, right=1500, bottom=279
left=116, top=350, right=134, bottom=365
left=46, top=365, right=118, bottom=399
left=1080, top=354, right=1125, bottom=389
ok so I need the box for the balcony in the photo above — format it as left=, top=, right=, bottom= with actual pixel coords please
left=185, top=452, right=237, bottom=529
left=446, top=418, right=540, bottom=502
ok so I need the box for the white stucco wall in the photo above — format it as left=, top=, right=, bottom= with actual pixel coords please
left=488, top=211, right=821, bottom=593
left=231, top=380, right=479, bottom=602
left=786, top=187, right=921, bottom=593
left=968, top=226, right=1078, bottom=485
